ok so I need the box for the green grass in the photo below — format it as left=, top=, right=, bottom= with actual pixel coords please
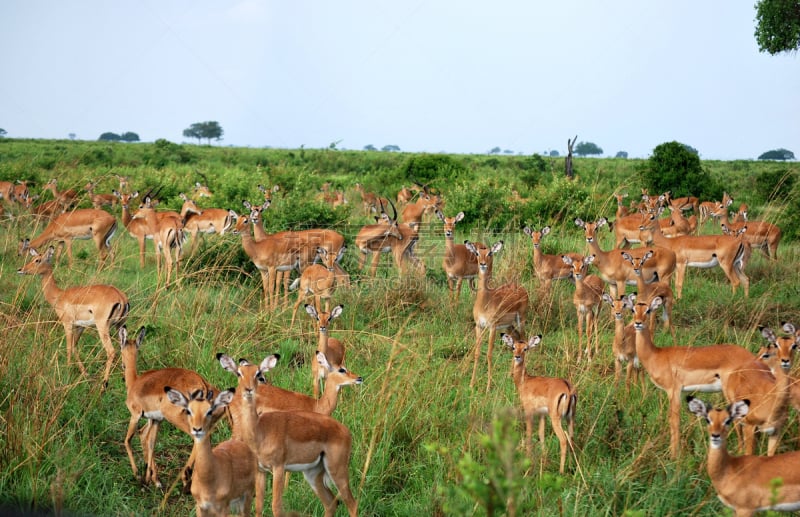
left=0, top=140, right=799, bottom=516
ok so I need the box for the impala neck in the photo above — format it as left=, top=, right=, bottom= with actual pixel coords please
left=314, top=378, right=341, bottom=415
left=511, top=357, right=526, bottom=388
left=121, top=203, right=133, bottom=227
left=232, top=390, right=258, bottom=449
left=633, top=322, right=659, bottom=364
left=190, top=431, right=216, bottom=487
left=121, top=353, right=139, bottom=388
left=705, top=440, right=731, bottom=482
left=317, top=329, right=329, bottom=355
left=38, top=268, right=63, bottom=308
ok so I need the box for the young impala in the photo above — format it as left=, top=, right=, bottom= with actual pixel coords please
left=305, top=304, right=347, bottom=399
left=465, top=240, right=529, bottom=391
left=436, top=210, right=483, bottom=303
left=165, top=387, right=256, bottom=517
left=218, top=354, right=358, bottom=517
left=131, top=196, right=185, bottom=285
left=84, top=180, right=118, bottom=210
left=712, top=203, right=782, bottom=260
left=502, top=334, right=577, bottom=474
left=17, top=246, right=129, bottom=389
left=120, top=326, right=216, bottom=489
left=621, top=250, right=675, bottom=341
left=180, top=193, right=237, bottom=254
left=687, top=397, right=800, bottom=516
left=601, top=293, right=642, bottom=387
left=561, top=254, right=605, bottom=362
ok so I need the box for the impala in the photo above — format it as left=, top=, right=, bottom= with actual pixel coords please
left=233, top=212, right=301, bottom=309
left=191, top=182, right=213, bottom=198
left=20, top=207, right=117, bottom=266
left=180, top=194, right=237, bottom=254
left=687, top=397, right=800, bottom=516
left=698, top=191, right=733, bottom=226
left=218, top=354, right=358, bottom=517
left=638, top=212, right=749, bottom=299
left=437, top=210, right=483, bottom=302
left=13, top=180, right=31, bottom=207
left=621, top=250, right=675, bottom=341
left=289, top=246, right=346, bottom=327
left=258, top=183, right=280, bottom=203
left=132, top=196, right=185, bottom=285
left=574, top=217, right=676, bottom=298
left=0, top=180, right=16, bottom=203
left=502, top=334, right=577, bottom=474
left=17, top=246, right=129, bottom=389
left=354, top=182, right=381, bottom=216
left=400, top=186, right=434, bottom=228
left=355, top=201, right=424, bottom=278
left=165, top=387, right=256, bottom=517
left=522, top=225, right=581, bottom=294
left=630, top=295, right=764, bottom=458
left=305, top=304, right=347, bottom=399
left=663, top=191, right=699, bottom=214
left=562, top=254, right=605, bottom=362
left=657, top=201, right=696, bottom=238
left=120, top=326, right=216, bottom=489
left=84, top=180, right=118, bottom=210
left=613, top=192, right=630, bottom=218
left=466, top=240, right=529, bottom=391
left=601, top=293, right=642, bottom=387
left=719, top=326, right=796, bottom=456
left=712, top=203, right=782, bottom=260
left=42, top=178, right=79, bottom=210
left=396, top=184, right=416, bottom=205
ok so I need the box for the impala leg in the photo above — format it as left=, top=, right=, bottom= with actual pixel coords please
left=766, top=432, right=781, bottom=457
left=271, top=466, right=286, bottom=517
left=95, top=322, right=116, bottom=390
left=576, top=310, right=584, bottom=363
left=454, top=278, right=464, bottom=304
left=369, top=250, right=381, bottom=277
left=303, top=466, right=337, bottom=517
left=124, top=414, right=141, bottom=481
left=65, top=325, right=88, bottom=376
left=743, top=424, right=757, bottom=455
left=137, top=237, right=146, bottom=268
left=550, top=414, right=569, bottom=474
left=145, top=420, right=162, bottom=488
left=674, top=264, right=687, bottom=300
left=282, top=271, right=291, bottom=307
left=485, top=326, right=497, bottom=393
left=290, top=293, right=304, bottom=328
left=668, top=392, right=682, bottom=459
left=324, top=452, right=358, bottom=517
left=255, top=470, right=267, bottom=517
left=470, top=325, right=485, bottom=389
left=524, top=411, right=534, bottom=457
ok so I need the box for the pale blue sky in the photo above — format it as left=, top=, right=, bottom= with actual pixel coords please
left=1, top=1, right=798, bottom=159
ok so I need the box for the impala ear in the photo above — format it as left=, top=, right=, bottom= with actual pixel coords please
left=527, top=335, right=542, bottom=349
left=602, top=293, right=613, bottom=305
left=315, top=351, right=332, bottom=371
left=541, top=226, right=551, bottom=235
left=165, top=387, right=188, bottom=408
left=454, top=211, right=464, bottom=223
left=686, top=395, right=709, bottom=419
left=330, top=305, right=344, bottom=319
left=217, top=353, right=238, bottom=374
left=259, top=354, right=279, bottom=373
left=305, top=304, right=319, bottom=319
left=500, top=333, right=515, bottom=348
left=523, top=226, right=532, bottom=236
left=760, top=326, right=777, bottom=344
left=118, top=326, right=128, bottom=347
left=729, top=399, right=750, bottom=420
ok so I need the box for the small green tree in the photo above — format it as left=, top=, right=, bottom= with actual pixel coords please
left=183, top=121, right=224, bottom=144
left=120, top=132, right=140, bottom=142
left=758, top=148, right=795, bottom=160
left=574, top=141, right=603, bottom=156
left=98, top=132, right=121, bottom=142
left=363, top=144, right=377, bottom=151
left=615, top=151, right=628, bottom=159
left=382, top=144, right=401, bottom=152
left=640, top=141, right=719, bottom=199
left=489, top=146, right=501, bottom=154
left=754, top=0, right=800, bottom=54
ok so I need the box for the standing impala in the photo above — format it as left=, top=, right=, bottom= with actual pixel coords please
left=305, top=304, right=347, bottom=399
left=355, top=201, right=424, bottom=278
left=687, top=397, right=800, bottom=516
left=84, top=180, right=118, bottom=210
left=180, top=193, right=237, bottom=255
left=42, top=178, right=79, bottom=210
left=465, top=240, right=529, bottom=391
left=436, top=210, right=483, bottom=302
left=218, top=354, right=358, bottom=517
left=522, top=225, right=581, bottom=294
left=712, top=203, right=782, bottom=260
left=502, top=334, right=577, bottom=474
left=574, top=217, right=675, bottom=299
left=289, top=246, right=346, bottom=327
left=561, top=254, right=605, bottom=362
left=601, top=293, right=642, bottom=387
left=17, top=246, right=129, bottom=389
left=400, top=186, right=434, bottom=228
left=120, top=326, right=216, bottom=489
left=638, top=211, right=749, bottom=299
left=165, top=387, right=256, bottom=517
left=630, top=295, right=765, bottom=458
left=20, top=207, right=117, bottom=266
left=621, top=250, right=675, bottom=341
left=131, top=196, right=184, bottom=285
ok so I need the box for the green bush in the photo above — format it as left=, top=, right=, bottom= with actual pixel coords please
left=639, top=141, right=720, bottom=200
left=753, top=167, right=797, bottom=203
left=401, top=154, right=467, bottom=184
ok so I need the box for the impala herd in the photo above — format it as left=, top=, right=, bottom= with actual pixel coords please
left=5, top=175, right=799, bottom=516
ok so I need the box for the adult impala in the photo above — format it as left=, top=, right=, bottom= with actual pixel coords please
left=305, top=304, right=347, bottom=399
left=522, top=225, right=581, bottom=294
left=436, top=210, right=484, bottom=303
left=120, top=326, right=216, bottom=489
left=289, top=246, right=346, bottom=327
left=20, top=207, right=117, bottom=266
left=687, top=397, right=800, bottom=516
left=18, top=246, right=129, bottom=389
left=131, top=196, right=185, bottom=285
left=621, top=250, right=675, bottom=341
left=42, top=178, right=79, bottom=210
left=629, top=295, right=765, bottom=458
left=712, top=203, right=782, bottom=260
left=502, top=334, right=577, bottom=474
left=355, top=201, right=424, bottom=278
left=218, top=354, right=358, bottom=517
left=638, top=211, right=749, bottom=299
left=165, top=387, right=256, bottom=517
left=180, top=193, right=237, bottom=255
left=84, top=180, right=118, bottom=210
left=465, top=240, right=529, bottom=392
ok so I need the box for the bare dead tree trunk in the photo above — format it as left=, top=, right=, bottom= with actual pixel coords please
left=565, top=135, right=577, bottom=179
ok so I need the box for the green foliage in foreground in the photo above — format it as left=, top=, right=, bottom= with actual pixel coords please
left=0, top=139, right=799, bottom=516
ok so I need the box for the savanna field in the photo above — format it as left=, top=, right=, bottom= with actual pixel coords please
left=1, top=138, right=799, bottom=516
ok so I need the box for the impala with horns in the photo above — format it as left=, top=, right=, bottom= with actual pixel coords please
left=18, top=246, right=129, bottom=389
left=687, top=397, right=800, bottom=516
left=217, top=354, right=358, bottom=517
left=574, top=217, right=676, bottom=298
left=698, top=191, right=733, bottom=226
left=355, top=200, right=424, bottom=278
left=638, top=211, right=749, bottom=299
left=630, top=295, right=766, bottom=459
left=466, top=240, right=529, bottom=392
left=165, top=387, right=256, bottom=517
left=437, top=210, right=485, bottom=302
left=502, top=334, right=577, bottom=474
left=119, top=326, right=216, bottom=489
left=522, top=225, right=581, bottom=294
left=712, top=203, right=782, bottom=260
left=20, top=207, right=117, bottom=266
left=191, top=181, right=213, bottom=198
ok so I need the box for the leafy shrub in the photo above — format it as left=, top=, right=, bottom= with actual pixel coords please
left=639, top=141, right=720, bottom=199
left=401, top=154, right=467, bottom=184
left=145, top=139, right=197, bottom=167
left=519, top=176, right=594, bottom=225
left=753, top=168, right=797, bottom=203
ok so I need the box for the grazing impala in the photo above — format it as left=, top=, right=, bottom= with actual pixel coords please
left=502, top=334, right=577, bottom=474
left=437, top=210, right=484, bottom=302
left=601, top=293, right=642, bottom=387
left=20, top=207, right=117, bottom=266
left=712, top=203, right=782, bottom=260
left=119, top=326, right=215, bottom=489
left=638, top=212, right=749, bottom=299
left=719, top=326, right=796, bottom=456
left=687, top=397, right=800, bottom=516
left=218, top=354, right=358, bottom=517
left=465, top=240, right=529, bottom=391
left=305, top=304, right=347, bottom=399
left=84, top=180, right=118, bottom=210
left=574, top=217, right=676, bottom=298
left=165, top=387, right=256, bottom=517
left=355, top=201, right=424, bottom=278
left=18, top=246, right=129, bottom=389
left=630, top=295, right=764, bottom=458
left=522, top=225, right=581, bottom=294
left=289, top=246, right=346, bottom=327
left=561, top=255, right=605, bottom=362
left=180, top=193, right=237, bottom=254
left=42, top=178, right=79, bottom=210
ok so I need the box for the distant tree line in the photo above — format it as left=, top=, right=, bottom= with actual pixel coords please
left=183, top=121, right=224, bottom=145
left=363, top=144, right=401, bottom=152
left=758, top=148, right=795, bottom=160
left=98, top=131, right=140, bottom=142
